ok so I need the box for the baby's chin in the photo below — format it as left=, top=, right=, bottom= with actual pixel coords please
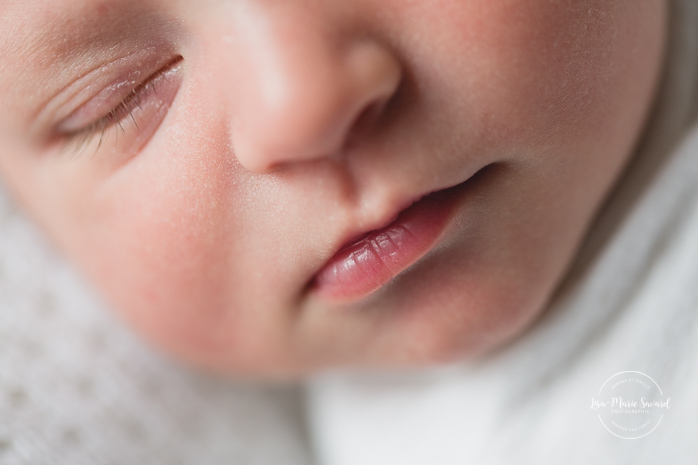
left=121, top=283, right=548, bottom=380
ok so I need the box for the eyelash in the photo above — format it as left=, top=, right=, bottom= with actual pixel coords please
left=60, top=57, right=182, bottom=156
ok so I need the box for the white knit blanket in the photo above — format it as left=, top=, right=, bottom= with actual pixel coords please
left=0, top=192, right=312, bottom=464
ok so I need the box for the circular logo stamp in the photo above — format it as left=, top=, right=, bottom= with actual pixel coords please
left=591, top=371, right=671, bottom=439
left=590, top=371, right=671, bottom=439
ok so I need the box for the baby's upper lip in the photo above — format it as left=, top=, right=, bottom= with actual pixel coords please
left=324, top=178, right=469, bottom=263
left=332, top=196, right=422, bottom=254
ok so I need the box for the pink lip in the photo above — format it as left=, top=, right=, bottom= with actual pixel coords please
left=311, top=180, right=469, bottom=303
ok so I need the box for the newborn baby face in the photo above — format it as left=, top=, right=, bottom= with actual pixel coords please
left=0, top=0, right=665, bottom=377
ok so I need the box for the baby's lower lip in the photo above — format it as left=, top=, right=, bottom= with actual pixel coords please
left=311, top=181, right=467, bottom=303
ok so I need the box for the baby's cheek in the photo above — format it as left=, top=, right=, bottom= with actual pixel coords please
left=99, top=190, right=224, bottom=356
left=78, top=149, right=262, bottom=370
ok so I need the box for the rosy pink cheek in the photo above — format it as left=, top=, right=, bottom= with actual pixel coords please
left=80, top=157, right=245, bottom=362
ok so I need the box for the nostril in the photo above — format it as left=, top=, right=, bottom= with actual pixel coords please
left=346, top=80, right=401, bottom=149
left=346, top=101, right=384, bottom=147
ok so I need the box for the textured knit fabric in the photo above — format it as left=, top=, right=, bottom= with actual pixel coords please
left=0, top=191, right=313, bottom=463
left=306, top=1, right=698, bottom=464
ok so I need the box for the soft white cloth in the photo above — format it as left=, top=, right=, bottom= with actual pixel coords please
left=0, top=190, right=312, bottom=463
left=306, top=1, right=698, bottom=464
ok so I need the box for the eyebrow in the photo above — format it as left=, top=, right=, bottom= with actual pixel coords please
left=0, top=0, right=177, bottom=123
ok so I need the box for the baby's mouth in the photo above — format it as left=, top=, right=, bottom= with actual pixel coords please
left=309, top=176, right=475, bottom=304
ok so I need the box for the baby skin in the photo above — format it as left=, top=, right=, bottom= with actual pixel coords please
left=0, top=0, right=665, bottom=377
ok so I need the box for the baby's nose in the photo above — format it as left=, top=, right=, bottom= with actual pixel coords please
left=230, top=15, right=402, bottom=173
